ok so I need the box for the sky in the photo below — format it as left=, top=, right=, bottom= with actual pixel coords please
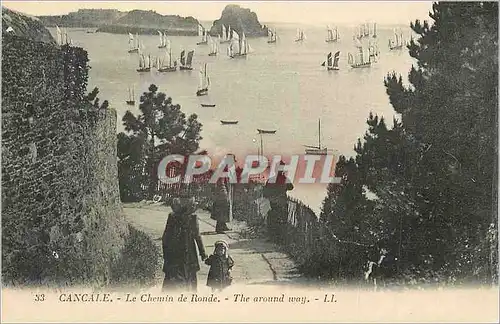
left=3, top=1, right=433, bottom=26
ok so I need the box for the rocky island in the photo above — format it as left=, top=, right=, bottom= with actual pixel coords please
left=36, top=9, right=200, bottom=36
left=209, top=4, right=268, bottom=37
left=3, top=7, right=56, bottom=44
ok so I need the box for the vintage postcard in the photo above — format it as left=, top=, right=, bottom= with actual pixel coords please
left=1, top=0, right=499, bottom=322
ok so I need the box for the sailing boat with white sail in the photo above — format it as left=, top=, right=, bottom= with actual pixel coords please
left=321, top=51, right=340, bottom=71
left=368, top=39, right=380, bottom=62
left=179, top=49, right=195, bottom=70
left=137, top=52, right=151, bottom=72
left=389, top=28, right=405, bottom=50
left=196, top=63, right=210, bottom=96
left=128, top=33, right=140, bottom=53
left=295, top=28, right=305, bottom=42
left=220, top=25, right=232, bottom=44
left=372, top=23, right=377, bottom=38
left=348, top=46, right=371, bottom=68
left=158, top=41, right=177, bottom=72
left=208, top=35, right=219, bottom=56
left=56, top=26, right=72, bottom=46
left=267, top=28, right=277, bottom=43
left=126, top=85, right=135, bottom=105
left=304, top=119, right=328, bottom=155
left=228, top=31, right=249, bottom=59
left=158, top=31, right=168, bottom=48
left=197, top=24, right=208, bottom=45
left=325, top=25, right=339, bottom=43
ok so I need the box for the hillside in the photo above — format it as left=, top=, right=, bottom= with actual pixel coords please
left=209, top=4, right=268, bottom=37
left=36, top=8, right=199, bottom=35
left=2, top=7, right=55, bottom=44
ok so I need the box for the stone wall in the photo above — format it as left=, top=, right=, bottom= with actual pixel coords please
left=2, top=33, right=128, bottom=286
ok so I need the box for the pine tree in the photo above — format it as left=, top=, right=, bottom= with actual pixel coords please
left=117, top=84, right=203, bottom=201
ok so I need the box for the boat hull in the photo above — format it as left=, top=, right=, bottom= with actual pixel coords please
left=208, top=53, right=217, bottom=56
left=158, top=45, right=167, bottom=49
left=196, top=41, right=208, bottom=45
left=325, top=39, right=338, bottom=43
left=350, top=62, right=371, bottom=68
left=128, top=48, right=139, bottom=53
left=158, top=67, right=177, bottom=72
left=201, top=104, right=216, bottom=107
left=221, top=121, right=238, bottom=125
left=257, top=129, right=277, bottom=134
left=229, top=54, right=247, bottom=59
left=179, top=66, right=193, bottom=71
left=305, top=149, right=328, bottom=155
left=137, top=68, right=151, bottom=72
left=196, top=88, right=208, bottom=96
left=126, top=101, right=135, bottom=106
left=327, top=66, right=340, bottom=71
left=267, top=40, right=276, bottom=43
left=389, top=45, right=403, bottom=50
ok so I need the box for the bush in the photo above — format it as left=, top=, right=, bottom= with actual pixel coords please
left=110, top=224, right=160, bottom=286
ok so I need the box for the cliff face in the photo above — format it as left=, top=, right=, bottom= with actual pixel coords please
left=209, top=4, right=268, bottom=37
left=2, top=13, right=128, bottom=286
left=2, top=7, right=56, bottom=44
left=36, top=8, right=199, bottom=35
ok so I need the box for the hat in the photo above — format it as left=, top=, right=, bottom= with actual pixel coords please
left=214, top=240, right=229, bottom=249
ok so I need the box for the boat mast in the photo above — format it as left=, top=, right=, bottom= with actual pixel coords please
left=318, top=119, right=321, bottom=149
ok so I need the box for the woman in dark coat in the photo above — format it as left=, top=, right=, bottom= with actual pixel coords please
left=210, top=180, right=232, bottom=233
left=162, top=196, right=207, bottom=291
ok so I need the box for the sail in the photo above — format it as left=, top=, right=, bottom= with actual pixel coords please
left=198, top=24, right=203, bottom=37
left=327, top=52, right=333, bottom=67
left=373, top=23, right=377, bottom=37
left=222, top=25, right=227, bottom=41
left=198, top=70, right=204, bottom=89
left=56, top=26, right=62, bottom=45
left=363, top=48, right=371, bottom=64
left=228, top=26, right=232, bottom=39
left=348, top=53, right=354, bottom=65
left=139, top=54, right=144, bottom=68
left=180, top=50, right=186, bottom=65
left=358, top=47, right=364, bottom=64
left=354, top=37, right=363, bottom=48
left=186, top=50, right=194, bottom=66
left=333, top=51, right=340, bottom=67
left=158, top=31, right=163, bottom=46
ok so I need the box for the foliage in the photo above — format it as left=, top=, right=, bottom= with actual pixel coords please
left=117, top=84, right=203, bottom=202
left=317, top=2, right=498, bottom=285
left=110, top=224, right=160, bottom=286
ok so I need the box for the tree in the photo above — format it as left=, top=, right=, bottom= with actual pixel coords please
left=319, top=2, right=498, bottom=284
left=117, top=84, right=203, bottom=201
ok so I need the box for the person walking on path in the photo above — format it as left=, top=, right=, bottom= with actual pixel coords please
left=205, top=240, right=234, bottom=292
left=161, top=195, right=207, bottom=292
left=211, top=179, right=232, bottom=233
left=263, top=161, right=294, bottom=244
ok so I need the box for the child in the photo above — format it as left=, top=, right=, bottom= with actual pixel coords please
left=205, top=240, right=234, bottom=292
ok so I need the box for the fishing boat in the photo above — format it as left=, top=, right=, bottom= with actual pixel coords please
left=208, top=35, right=219, bottom=56
left=267, top=28, right=277, bottom=43
left=137, top=53, right=151, bottom=72
left=325, top=25, right=339, bottom=43
left=196, top=63, right=210, bottom=96
left=304, top=119, right=328, bottom=155
left=128, top=33, right=140, bottom=53
left=126, top=86, right=135, bottom=105
left=220, top=25, right=231, bottom=44
left=158, top=31, right=168, bottom=48
left=179, top=50, right=195, bottom=70
left=257, top=129, right=276, bottom=134
left=295, top=28, right=305, bottom=42
left=158, top=42, right=177, bottom=72
left=201, top=103, right=216, bottom=107
left=321, top=51, right=340, bottom=71
left=197, top=24, right=208, bottom=45
left=348, top=46, right=371, bottom=68
left=228, top=31, right=250, bottom=59
left=389, top=28, right=405, bottom=50
left=221, top=120, right=238, bottom=125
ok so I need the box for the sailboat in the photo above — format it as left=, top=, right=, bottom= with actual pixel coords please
left=228, top=31, right=250, bottom=59
left=368, top=39, right=380, bottom=62
left=126, top=86, right=135, bottom=105
left=348, top=46, right=371, bottom=68
left=372, top=23, right=377, bottom=38
left=267, top=28, right=277, bottom=43
left=208, top=35, right=219, bottom=56
left=196, top=63, right=210, bottom=96
left=304, top=119, right=328, bottom=155
left=295, top=28, right=305, bottom=42
left=321, top=51, right=340, bottom=71
left=389, top=28, right=405, bottom=50
left=56, top=27, right=72, bottom=46
left=197, top=24, right=208, bottom=45
left=220, top=25, right=231, bottom=44
left=137, top=53, right=151, bottom=72
left=158, top=31, right=168, bottom=48
left=325, top=26, right=339, bottom=43
left=128, top=33, right=140, bottom=53
left=158, top=41, right=177, bottom=72
left=179, top=50, right=195, bottom=70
